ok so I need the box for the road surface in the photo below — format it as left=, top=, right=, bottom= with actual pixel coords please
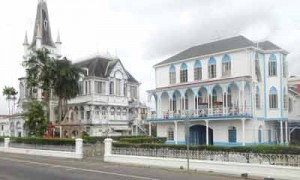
left=0, top=152, right=255, bottom=180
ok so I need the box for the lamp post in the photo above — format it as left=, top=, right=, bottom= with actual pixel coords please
left=184, top=110, right=190, bottom=171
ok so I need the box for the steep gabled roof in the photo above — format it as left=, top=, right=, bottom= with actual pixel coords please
left=74, top=56, right=138, bottom=83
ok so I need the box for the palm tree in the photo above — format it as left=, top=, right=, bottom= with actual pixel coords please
left=52, top=58, right=82, bottom=122
left=2, top=86, right=18, bottom=115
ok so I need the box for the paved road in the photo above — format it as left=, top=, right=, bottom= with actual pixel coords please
left=0, top=152, right=254, bottom=180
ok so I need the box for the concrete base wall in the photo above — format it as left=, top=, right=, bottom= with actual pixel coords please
left=104, top=154, right=300, bottom=180
left=0, top=147, right=82, bottom=159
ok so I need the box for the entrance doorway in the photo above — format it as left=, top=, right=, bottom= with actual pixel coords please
left=190, top=125, right=213, bottom=145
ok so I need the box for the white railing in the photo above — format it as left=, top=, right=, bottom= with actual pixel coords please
left=147, top=106, right=252, bottom=120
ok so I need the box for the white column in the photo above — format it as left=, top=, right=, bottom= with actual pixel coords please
left=207, top=93, right=211, bottom=115
left=75, top=138, right=83, bottom=159
left=206, top=120, right=209, bottom=145
left=285, top=120, right=288, bottom=144
left=242, top=118, right=245, bottom=146
left=4, top=137, right=10, bottom=148
left=174, top=121, right=178, bottom=144
left=225, top=92, right=228, bottom=114
left=60, top=126, right=62, bottom=138
left=280, top=120, right=283, bottom=144
left=104, top=138, right=113, bottom=156
left=222, top=92, right=225, bottom=115
left=148, top=122, right=152, bottom=136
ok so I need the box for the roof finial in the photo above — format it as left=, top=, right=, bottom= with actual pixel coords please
left=56, top=30, right=61, bottom=43
left=23, top=31, right=29, bottom=45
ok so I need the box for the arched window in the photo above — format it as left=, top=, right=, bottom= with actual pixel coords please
left=269, top=87, right=278, bottom=109
left=212, top=89, right=217, bottom=103
left=222, top=54, right=231, bottom=77
left=109, top=81, right=114, bottom=95
left=268, top=54, right=277, bottom=76
left=194, top=60, right=202, bottom=80
left=169, top=65, right=176, bottom=84
left=228, top=126, right=237, bottom=143
left=183, top=92, right=188, bottom=110
left=256, top=86, right=260, bottom=109
left=208, top=57, right=216, bottom=78
left=167, top=127, right=174, bottom=141
left=180, top=63, right=188, bottom=83
left=172, top=94, right=177, bottom=112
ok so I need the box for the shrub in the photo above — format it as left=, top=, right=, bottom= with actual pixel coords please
left=112, top=142, right=300, bottom=155
left=83, top=135, right=149, bottom=144
left=119, top=137, right=167, bottom=144
left=0, top=137, right=4, bottom=142
left=10, top=137, right=75, bottom=146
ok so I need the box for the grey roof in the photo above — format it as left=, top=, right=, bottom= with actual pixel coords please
left=74, top=56, right=138, bottom=83
left=155, top=35, right=283, bottom=66
left=30, top=0, right=55, bottom=48
left=258, top=41, right=281, bottom=50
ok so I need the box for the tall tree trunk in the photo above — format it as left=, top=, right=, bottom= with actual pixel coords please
left=58, top=97, right=62, bottom=122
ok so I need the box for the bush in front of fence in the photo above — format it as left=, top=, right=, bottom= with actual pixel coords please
left=118, top=137, right=167, bottom=144
left=112, top=142, right=300, bottom=155
left=83, top=135, right=149, bottom=144
left=10, top=137, right=75, bottom=146
left=0, top=137, right=4, bottom=142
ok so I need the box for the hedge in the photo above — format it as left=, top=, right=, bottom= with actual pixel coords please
left=10, top=137, right=75, bottom=146
left=83, top=135, right=149, bottom=144
left=0, top=137, right=4, bottom=142
left=112, top=142, right=300, bottom=155
left=119, top=137, right=166, bottom=144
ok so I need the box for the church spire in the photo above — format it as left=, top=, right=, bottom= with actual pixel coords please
left=30, top=0, right=55, bottom=47
left=23, top=31, right=29, bottom=45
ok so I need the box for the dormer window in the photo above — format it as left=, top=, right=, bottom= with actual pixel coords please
left=82, top=68, right=89, bottom=76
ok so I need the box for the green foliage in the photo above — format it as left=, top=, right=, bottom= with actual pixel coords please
left=112, top=143, right=300, bottom=155
left=10, top=137, right=75, bottom=146
left=0, top=137, right=4, bottom=142
left=2, top=86, right=18, bottom=114
left=83, top=135, right=148, bottom=144
left=119, top=137, right=167, bottom=144
left=23, top=100, right=49, bottom=137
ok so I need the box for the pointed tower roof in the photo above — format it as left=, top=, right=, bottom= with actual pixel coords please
left=56, top=31, right=62, bottom=44
left=30, top=0, right=55, bottom=48
left=23, top=31, right=29, bottom=45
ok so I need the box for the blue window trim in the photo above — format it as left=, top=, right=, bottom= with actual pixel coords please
left=180, top=63, right=188, bottom=70
left=269, top=86, right=277, bottom=94
left=169, top=65, right=176, bottom=72
left=208, top=57, right=216, bottom=65
left=194, top=60, right=202, bottom=68
left=222, top=54, right=231, bottom=63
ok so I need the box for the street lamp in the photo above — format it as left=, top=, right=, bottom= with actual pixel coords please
left=184, top=110, right=190, bottom=171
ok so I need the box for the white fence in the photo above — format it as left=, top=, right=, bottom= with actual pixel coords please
left=103, top=138, right=300, bottom=180
left=0, top=138, right=83, bottom=159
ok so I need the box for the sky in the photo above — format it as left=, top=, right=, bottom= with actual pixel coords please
left=0, top=0, right=300, bottom=114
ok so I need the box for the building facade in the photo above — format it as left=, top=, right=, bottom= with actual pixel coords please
left=14, top=0, right=146, bottom=137
left=147, top=36, right=289, bottom=146
left=288, top=76, right=300, bottom=144
left=59, top=55, right=146, bottom=137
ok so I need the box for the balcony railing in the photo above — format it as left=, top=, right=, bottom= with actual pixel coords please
left=147, top=106, right=252, bottom=121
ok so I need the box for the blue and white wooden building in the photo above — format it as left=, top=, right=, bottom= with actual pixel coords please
left=147, top=36, right=289, bottom=146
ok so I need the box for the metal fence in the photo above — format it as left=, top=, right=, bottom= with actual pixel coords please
left=112, top=147, right=300, bottom=167
left=83, top=143, right=104, bottom=158
left=9, top=143, right=75, bottom=152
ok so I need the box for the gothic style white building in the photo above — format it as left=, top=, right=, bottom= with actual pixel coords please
left=147, top=36, right=289, bottom=146
left=13, top=0, right=146, bottom=137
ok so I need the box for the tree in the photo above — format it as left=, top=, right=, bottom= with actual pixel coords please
left=23, top=49, right=54, bottom=120
left=52, top=58, right=82, bottom=122
left=2, top=86, right=18, bottom=115
left=23, top=100, right=49, bottom=137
